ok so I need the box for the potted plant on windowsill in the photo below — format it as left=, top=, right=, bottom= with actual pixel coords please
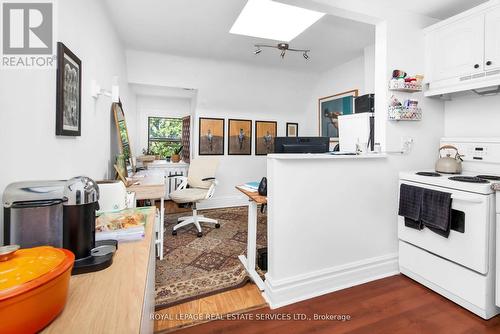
left=171, top=145, right=183, bottom=163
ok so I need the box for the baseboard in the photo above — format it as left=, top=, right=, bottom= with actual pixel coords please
left=197, top=195, right=248, bottom=210
left=262, top=253, right=399, bottom=309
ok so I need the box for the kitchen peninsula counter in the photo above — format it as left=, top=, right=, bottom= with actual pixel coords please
left=267, top=153, right=387, bottom=160
left=263, top=153, right=398, bottom=309
left=42, top=207, right=156, bottom=334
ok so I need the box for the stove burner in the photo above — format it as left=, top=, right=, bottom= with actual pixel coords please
left=448, top=176, right=490, bottom=184
left=416, top=172, right=442, bottom=177
left=477, top=175, right=500, bottom=181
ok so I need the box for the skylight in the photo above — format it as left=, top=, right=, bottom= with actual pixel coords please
left=230, top=0, right=325, bottom=42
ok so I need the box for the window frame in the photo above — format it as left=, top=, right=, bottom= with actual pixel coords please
left=147, top=116, right=183, bottom=154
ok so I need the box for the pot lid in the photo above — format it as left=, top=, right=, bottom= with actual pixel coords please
left=63, top=176, right=99, bottom=206
left=2, top=180, right=66, bottom=208
left=0, top=246, right=74, bottom=295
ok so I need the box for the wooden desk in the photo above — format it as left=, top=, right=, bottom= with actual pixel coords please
left=236, top=186, right=267, bottom=291
left=127, top=172, right=165, bottom=260
left=43, top=207, right=156, bottom=334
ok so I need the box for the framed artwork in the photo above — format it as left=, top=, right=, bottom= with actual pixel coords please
left=228, top=119, right=252, bottom=155
left=199, top=117, right=225, bottom=155
left=255, top=121, right=277, bottom=155
left=56, top=42, right=82, bottom=136
left=286, top=123, right=298, bottom=137
left=318, top=89, right=358, bottom=141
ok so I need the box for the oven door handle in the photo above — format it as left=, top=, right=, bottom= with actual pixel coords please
left=451, top=196, right=484, bottom=204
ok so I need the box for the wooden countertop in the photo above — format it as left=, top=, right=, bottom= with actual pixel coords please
left=42, top=207, right=156, bottom=334
left=127, top=171, right=165, bottom=200
left=236, top=186, right=267, bottom=204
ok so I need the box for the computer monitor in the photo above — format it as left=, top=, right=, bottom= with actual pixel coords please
left=274, top=137, right=330, bottom=154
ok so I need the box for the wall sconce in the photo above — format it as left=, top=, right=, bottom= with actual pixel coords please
left=91, top=76, right=120, bottom=102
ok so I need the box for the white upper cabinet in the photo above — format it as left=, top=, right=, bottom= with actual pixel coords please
left=424, top=2, right=500, bottom=96
left=485, top=6, right=500, bottom=71
left=428, top=15, right=485, bottom=82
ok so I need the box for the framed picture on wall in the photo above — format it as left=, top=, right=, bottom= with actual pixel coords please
left=199, top=117, right=225, bottom=155
left=286, top=123, right=298, bottom=137
left=255, top=121, right=277, bottom=155
left=318, top=89, right=358, bottom=141
left=56, top=42, right=82, bottom=136
left=228, top=119, right=252, bottom=155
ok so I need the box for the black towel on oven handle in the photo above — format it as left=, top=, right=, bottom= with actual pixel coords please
left=398, top=184, right=424, bottom=230
left=421, top=188, right=452, bottom=238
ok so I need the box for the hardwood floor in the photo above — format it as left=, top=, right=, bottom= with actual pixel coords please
left=154, top=283, right=267, bottom=333
left=173, top=275, right=500, bottom=334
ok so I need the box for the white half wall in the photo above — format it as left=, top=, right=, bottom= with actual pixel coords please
left=265, top=155, right=400, bottom=308
left=0, top=0, right=133, bottom=244
left=126, top=50, right=319, bottom=205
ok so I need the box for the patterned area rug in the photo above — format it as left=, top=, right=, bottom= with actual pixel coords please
left=155, top=206, right=267, bottom=310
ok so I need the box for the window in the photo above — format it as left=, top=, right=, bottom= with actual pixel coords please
left=148, top=117, right=182, bottom=158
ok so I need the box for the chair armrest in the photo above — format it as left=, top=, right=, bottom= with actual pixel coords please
left=168, top=175, right=188, bottom=191
left=168, top=175, right=187, bottom=180
left=201, top=177, right=218, bottom=199
left=202, top=177, right=218, bottom=186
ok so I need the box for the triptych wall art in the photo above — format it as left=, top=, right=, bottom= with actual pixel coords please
left=198, top=118, right=298, bottom=156
left=228, top=119, right=252, bottom=155
left=198, top=118, right=225, bottom=155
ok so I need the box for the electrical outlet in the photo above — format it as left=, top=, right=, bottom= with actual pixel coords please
left=401, top=137, right=414, bottom=153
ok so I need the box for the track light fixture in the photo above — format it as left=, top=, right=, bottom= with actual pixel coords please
left=253, top=43, right=310, bottom=60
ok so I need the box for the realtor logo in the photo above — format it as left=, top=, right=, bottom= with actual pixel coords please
left=1, top=1, right=55, bottom=68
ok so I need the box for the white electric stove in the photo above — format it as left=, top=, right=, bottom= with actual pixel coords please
left=399, top=138, right=500, bottom=319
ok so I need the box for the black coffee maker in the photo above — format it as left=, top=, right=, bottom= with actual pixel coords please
left=63, top=177, right=117, bottom=275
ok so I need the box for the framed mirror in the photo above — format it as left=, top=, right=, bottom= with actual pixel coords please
left=112, top=102, right=134, bottom=176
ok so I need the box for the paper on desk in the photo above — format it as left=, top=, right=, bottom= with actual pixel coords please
left=239, top=185, right=258, bottom=192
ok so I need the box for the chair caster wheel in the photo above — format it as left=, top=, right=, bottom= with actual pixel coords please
left=172, top=230, right=177, bottom=236
left=215, top=223, right=220, bottom=229
left=197, top=232, right=203, bottom=238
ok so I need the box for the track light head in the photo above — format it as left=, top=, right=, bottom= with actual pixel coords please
left=253, top=43, right=309, bottom=61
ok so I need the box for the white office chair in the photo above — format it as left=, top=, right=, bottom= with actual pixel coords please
left=169, top=158, right=219, bottom=237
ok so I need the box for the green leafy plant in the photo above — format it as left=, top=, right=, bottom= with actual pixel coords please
left=174, top=145, right=183, bottom=155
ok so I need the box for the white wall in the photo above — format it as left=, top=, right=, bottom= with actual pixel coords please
left=126, top=50, right=318, bottom=205
left=301, top=55, right=366, bottom=136
left=135, top=95, right=192, bottom=155
left=0, top=0, right=133, bottom=244
left=444, top=94, right=500, bottom=138
left=364, top=45, right=375, bottom=93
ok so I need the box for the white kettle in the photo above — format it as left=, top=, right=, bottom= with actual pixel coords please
left=435, top=145, right=463, bottom=174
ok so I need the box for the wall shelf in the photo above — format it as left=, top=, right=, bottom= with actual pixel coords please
left=388, top=81, right=422, bottom=92
left=388, top=106, right=422, bottom=121
left=389, top=87, right=422, bottom=93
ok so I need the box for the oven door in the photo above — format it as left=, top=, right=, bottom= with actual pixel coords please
left=398, top=180, right=492, bottom=274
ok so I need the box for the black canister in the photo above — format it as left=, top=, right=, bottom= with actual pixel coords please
left=62, top=177, right=100, bottom=260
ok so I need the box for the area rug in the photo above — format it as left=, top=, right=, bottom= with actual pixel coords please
left=155, top=206, right=267, bottom=310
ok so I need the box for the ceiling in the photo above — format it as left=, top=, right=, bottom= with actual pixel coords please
left=130, top=84, right=196, bottom=99
left=105, top=0, right=487, bottom=72
left=104, top=0, right=374, bottom=72
left=378, top=0, right=488, bottom=19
